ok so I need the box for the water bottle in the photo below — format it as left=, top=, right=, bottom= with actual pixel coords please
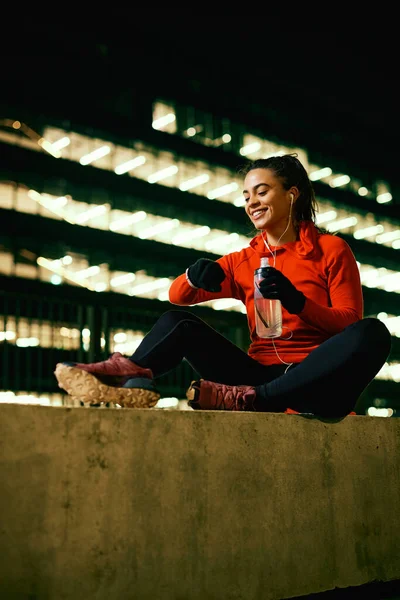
left=254, top=256, right=282, bottom=338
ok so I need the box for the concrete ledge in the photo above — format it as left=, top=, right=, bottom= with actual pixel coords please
left=0, top=404, right=399, bottom=600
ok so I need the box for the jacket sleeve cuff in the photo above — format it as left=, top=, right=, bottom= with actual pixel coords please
left=185, top=268, right=199, bottom=289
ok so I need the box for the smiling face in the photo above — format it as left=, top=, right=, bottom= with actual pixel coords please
left=243, top=168, right=297, bottom=243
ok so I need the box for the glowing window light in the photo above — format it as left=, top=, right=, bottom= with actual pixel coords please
left=114, top=332, right=127, bottom=343
left=74, top=265, right=101, bottom=280
left=363, top=278, right=380, bottom=290
left=3, top=393, right=51, bottom=406
left=377, top=192, right=392, bottom=204
left=239, top=142, right=261, bottom=156
left=172, top=226, right=210, bottom=245
left=309, top=167, right=332, bottom=181
left=37, top=257, right=95, bottom=290
left=358, top=186, right=369, bottom=196
left=53, top=196, right=68, bottom=207
left=222, top=134, right=231, bottom=143
left=110, top=211, right=147, bottom=232
left=326, top=216, right=358, bottom=232
left=185, top=125, right=203, bottom=137
left=330, top=175, right=351, bottom=188
left=367, top=407, right=393, bottom=417
left=79, top=145, right=110, bottom=165
left=211, top=298, right=243, bottom=311
left=28, top=189, right=75, bottom=224
left=38, top=137, right=61, bottom=158
left=27, top=189, right=42, bottom=201
left=353, top=225, right=384, bottom=239
left=0, top=331, right=16, bottom=341
left=158, top=291, right=170, bottom=301
left=315, top=210, right=337, bottom=224
left=155, top=397, right=179, bottom=409
left=205, top=233, right=239, bottom=250
left=375, top=362, right=400, bottom=382
left=377, top=314, right=400, bottom=337
left=234, top=196, right=246, bottom=207
left=152, top=113, right=176, bottom=130
left=360, top=269, right=379, bottom=286
left=207, top=182, right=238, bottom=200
left=358, top=265, right=400, bottom=294
left=114, top=155, right=146, bottom=175
left=379, top=273, right=400, bottom=293
left=16, top=337, right=39, bottom=347
left=129, top=278, right=171, bottom=296
left=263, top=150, right=285, bottom=159
left=75, top=204, right=109, bottom=224
left=110, top=273, right=136, bottom=287
left=148, top=165, right=178, bottom=184
left=51, top=136, right=70, bottom=151
left=376, top=230, right=400, bottom=244
left=179, top=174, right=209, bottom=191
left=0, top=391, right=16, bottom=403
left=95, top=283, right=107, bottom=292
left=139, top=219, right=180, bottom=239
left=60, top=327, right=80, bottom=338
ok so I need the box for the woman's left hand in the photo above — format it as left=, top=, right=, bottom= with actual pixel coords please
left=258, top=267, right=306, bottom=314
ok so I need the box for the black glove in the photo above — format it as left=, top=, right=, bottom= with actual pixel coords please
left=187, top=258, right=226, bottom=292
left=258, top=267, right=306, bottom=314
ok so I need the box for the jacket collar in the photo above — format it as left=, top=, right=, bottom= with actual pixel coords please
left=249, top=221, right=320, bottom=260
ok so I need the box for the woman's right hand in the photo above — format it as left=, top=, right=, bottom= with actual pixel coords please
left=187, top=258, right=226, bottom=292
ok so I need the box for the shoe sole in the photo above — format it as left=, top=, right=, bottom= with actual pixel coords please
left=186, top=380, right=203, bottom=409
left=54, top=364, right=160, bottom=408
left=186, top=380, right=198, bottom=401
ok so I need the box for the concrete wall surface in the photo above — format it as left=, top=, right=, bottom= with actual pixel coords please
left=0, top=403, right=399, bottom=600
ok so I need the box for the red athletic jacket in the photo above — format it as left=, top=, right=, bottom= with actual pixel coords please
left=169, top=221, right=363, bottom=366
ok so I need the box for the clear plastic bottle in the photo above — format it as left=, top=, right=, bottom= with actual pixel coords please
left=254, top=256, right=282, bottom=338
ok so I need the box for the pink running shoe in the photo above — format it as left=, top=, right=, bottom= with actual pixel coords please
left=186, top=379, right=256, bottom=411
left=62, top=352, right=153, bottom=379
left=54, top=353, right=159, bottom=408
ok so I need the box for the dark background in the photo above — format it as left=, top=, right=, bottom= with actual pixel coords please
left=3, top=21, right=398, bottom=158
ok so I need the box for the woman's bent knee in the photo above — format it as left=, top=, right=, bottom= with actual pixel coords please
left=362, top=317, right=391, bottom=344
left=351, top=317, right=392, bottom=361
left=156, top=309, right=203, bottom=328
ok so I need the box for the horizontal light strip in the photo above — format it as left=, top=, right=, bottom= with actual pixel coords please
left=309, top=167, right=332, bottom=181
left=148, top=165, right=178, bottom=184
left=326, top=216, right=358, bottom=232
left=179, top=174, right=209, bottom=191
left=79, top=145, right=110, bottom=165
left=353, top=225, right=384, bottom=239
left=114, top=155, right=146, bottom=175
left=152, top=113, right=176, bottom=130
left=207, top=182, right=238, bottom=200
left=110, top=211, right=147, bottom=231
left=138, top=218, right=180, bottom=239
left=51, top=136, right=70, bottom=151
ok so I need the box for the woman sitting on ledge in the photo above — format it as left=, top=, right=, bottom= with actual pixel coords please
left=55, top=154, right=391, bottom=418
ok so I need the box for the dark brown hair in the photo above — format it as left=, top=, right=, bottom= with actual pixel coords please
left=239, top=153, right=325, bottom=233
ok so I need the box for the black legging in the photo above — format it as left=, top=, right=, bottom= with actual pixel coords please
left=130, top=309, right=392, bottom=417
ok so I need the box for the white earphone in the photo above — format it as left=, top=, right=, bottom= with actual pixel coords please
left=290, top=193, right=294, bottom=203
